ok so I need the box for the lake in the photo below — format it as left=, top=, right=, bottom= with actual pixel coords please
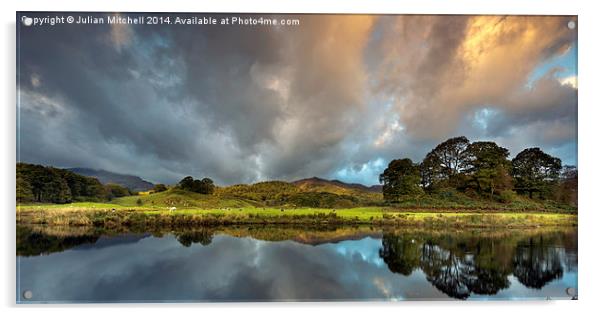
left=16, top=225, right=578, bottom=302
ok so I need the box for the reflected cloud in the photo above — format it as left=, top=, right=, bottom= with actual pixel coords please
left=17, top=226, right=577, bottom=302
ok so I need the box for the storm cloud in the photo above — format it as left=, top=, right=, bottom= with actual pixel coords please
left=17, top=13, right=577, bottom=185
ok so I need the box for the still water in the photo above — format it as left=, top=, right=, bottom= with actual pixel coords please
left=17, top=225, right=577, bottom=302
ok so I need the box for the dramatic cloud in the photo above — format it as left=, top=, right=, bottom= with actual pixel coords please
left=18, top=234, right=453, bottom=301
left=17, top=13, right=577, bottom=185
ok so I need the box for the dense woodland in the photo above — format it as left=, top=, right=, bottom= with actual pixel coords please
left=379, top=136, right=577, bottom=206
left=17, top=163, right=132, bottom=203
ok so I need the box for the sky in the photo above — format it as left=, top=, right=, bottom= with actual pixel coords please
left=17, top=13, right=578, bottom=186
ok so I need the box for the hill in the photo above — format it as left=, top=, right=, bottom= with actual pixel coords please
left=293, top=177, right=381, bottom=193
left=112, top=188, right=258, bottom=209
left=292, top=177, right=383, bottom=205
left=68, top=168, right=154, bottom=192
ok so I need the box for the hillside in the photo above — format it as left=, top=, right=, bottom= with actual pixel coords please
left=292, top=177, right=382, bottom=203
left=113, top=188, right=258, bottom=209
left=68, top=168, right=154, bottom=192
left=212, top=179, right=382, bottom=208
left=293, top=177, right=382, bottom=193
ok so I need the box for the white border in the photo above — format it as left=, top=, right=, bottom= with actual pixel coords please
left=2, top=1, right=602, bottom=316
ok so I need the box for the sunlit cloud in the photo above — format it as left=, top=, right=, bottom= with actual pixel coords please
left=17, top=14, right=577, bottom=185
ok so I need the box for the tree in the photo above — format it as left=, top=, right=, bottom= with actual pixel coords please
left=421, top=136, right=471, bottom=190
left=379, top=158, right=423, bottom=202
left=554, top=165, right=577, bottom=206
left=420, top=154, right=444, bottom=191
left=178, top=176, right=215, bottom=194
left=511, top=148, right=562, bottom=199
left=199, top=178, right=215, bottom=194
left=153, top=184, right=168, bottom=192
left=16, top=174, right=34, bottom=203
left=178, top=176, right=194, bottom=191
left=43, top=175, right=72, bottom=203
left=17, top=163, right=109, bottom=203
left=465, top=141, right=512, bottom=199
left=105, top=183, right=131, bottom=199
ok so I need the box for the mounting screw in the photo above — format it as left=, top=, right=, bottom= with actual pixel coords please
left=22, top=290, right=33, bottom=300
left=567, top=21, right=576, bottom=30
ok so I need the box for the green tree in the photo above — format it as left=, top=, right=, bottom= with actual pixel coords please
left=82, top=177, right=106, bottom=201
left=178, top=176, right=194, bottom=191
left=465, top=141, right=513, bottom=199
left=379, top=158, right=423, bottom=202
left=178, top=176, right=215, bottom=194
left=42, top=174, right=72, bottom=203
left=16, top=175, right=34, bottom=203
left=421, top=136, right=471, bottom=190
left=153, top=183, right=168, bottom=192
left=105, top=183, right=131, bottom=199
left=511, top=148, right=562, bottom=199
left=554, top=165, right=577, bottom=206
left=199, top=178, right=215, bottom=194
left=17, top=163, right=110, bottom=203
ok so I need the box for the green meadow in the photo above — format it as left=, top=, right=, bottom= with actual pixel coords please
left=17, top=188, right=577, bottom=229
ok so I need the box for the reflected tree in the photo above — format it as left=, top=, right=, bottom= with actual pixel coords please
left=420, top=243, right=472, bottom=299
left=379, top=234, right=422, bottom=276
left=176, top=229, right=214, bottom=247
left=463, top=258, right=511, bottom=295
left=380, top=232, right=519, bottom=299
left=17, top=226, right=100, bottom=256
left=513, top=237, right=563, bottom=289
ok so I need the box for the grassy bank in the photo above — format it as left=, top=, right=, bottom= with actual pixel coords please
left=17, top=202, right=577, bottom=229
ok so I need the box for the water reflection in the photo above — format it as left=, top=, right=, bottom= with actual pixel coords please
left=17, top=225, right=577, bottom=302
left=377, top=231, right=574, bottom=299
left=513, top=237, right=564, bottom=289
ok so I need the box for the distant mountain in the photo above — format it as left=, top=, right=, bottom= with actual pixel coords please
left=292, top=177, right=382, bottom=194
left=68, top=168, right=154, bottom=192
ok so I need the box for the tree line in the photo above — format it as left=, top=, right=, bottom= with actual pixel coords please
left=17, top=163, right=133, bottom=203
left=379, top=136, right=577, bottom=205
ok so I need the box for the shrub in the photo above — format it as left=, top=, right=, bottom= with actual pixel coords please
left=499, top=189, right=517, bottom=203
left=153, top=184, right=168, bottom=193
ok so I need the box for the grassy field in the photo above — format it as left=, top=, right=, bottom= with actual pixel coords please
left=16, top=187, right=577, bottom=228
left=58, top=187, right=576, bottom=212
left=113, top=189, right=259, bottom=208
left=16, top=202, right=577, bottom=228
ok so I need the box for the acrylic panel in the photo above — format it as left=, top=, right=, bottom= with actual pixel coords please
left=16, top=12, right=578, bottom=303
